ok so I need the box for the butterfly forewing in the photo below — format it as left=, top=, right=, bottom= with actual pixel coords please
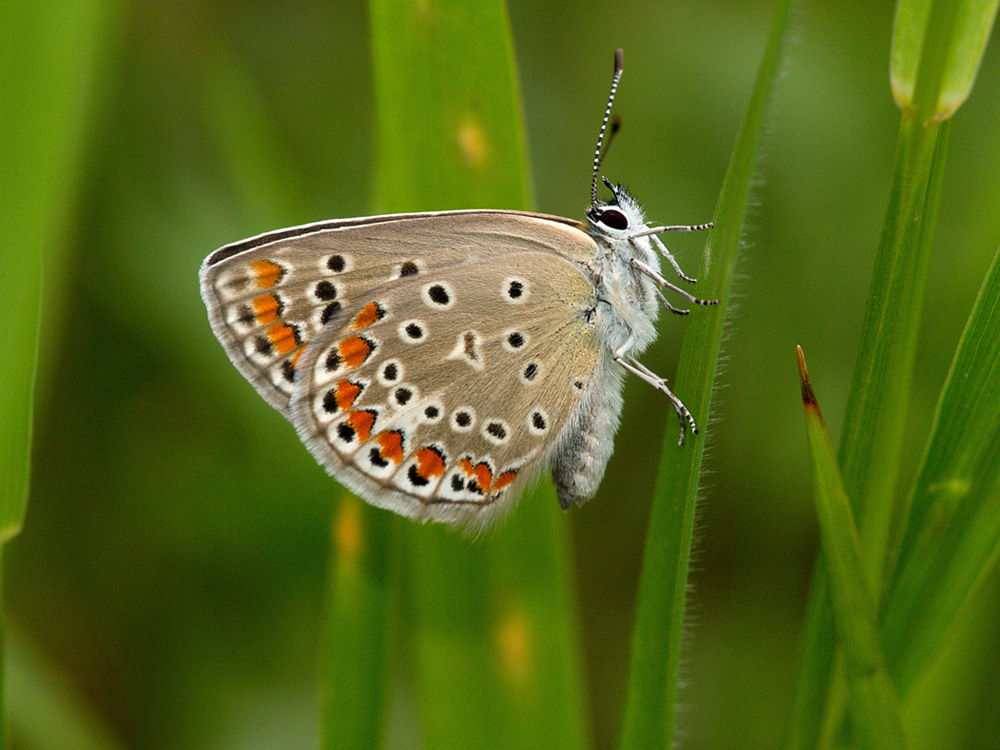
left=199, top=211, right=596, bottom=419
left=288, top=250, right=601, bottom=529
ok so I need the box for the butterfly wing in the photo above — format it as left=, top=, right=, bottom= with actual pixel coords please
left=199, top=211, right=593, bottom=418
left=288, top=249, right=602, bottom=529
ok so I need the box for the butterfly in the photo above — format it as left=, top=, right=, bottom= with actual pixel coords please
left=199, top=49, right=716, bottom=530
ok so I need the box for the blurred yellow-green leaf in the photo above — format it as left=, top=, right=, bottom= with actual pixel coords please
left=367, top=1, right=589, bottom=747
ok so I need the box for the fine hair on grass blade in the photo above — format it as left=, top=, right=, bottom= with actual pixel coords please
left=618, top=1, right=797, bottom=747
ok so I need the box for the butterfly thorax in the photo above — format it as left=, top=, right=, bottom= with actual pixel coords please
left=585, top=185, right=661, bottom=358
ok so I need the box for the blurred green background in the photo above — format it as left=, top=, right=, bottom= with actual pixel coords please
left=8, top=0, right=1000, bottom=748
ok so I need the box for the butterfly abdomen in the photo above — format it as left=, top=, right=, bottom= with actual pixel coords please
left=550, top=354, right=625, bottom=508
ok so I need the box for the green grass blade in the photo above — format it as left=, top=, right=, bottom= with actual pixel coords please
left=617, top=1, right=796, bottom=747
left=838, top=115, right=947, bottom=593
left=785, top=1, right=998, bottom=745
left=843, top=0, right=997, bottom=588
left=369, top=0, right=530, bottom=213
left=407, top=504, right=589, bottom=750
left=320, top=497, right=400, bottom=748
left=881, top=242, right=1000, bottom=694
left=2, top=1, right=113, bottom=744
left=797, top=348, right=907, bottom=750
left=0, top=0, right=111, bottom=542
left=367, top=1, right=589, bottom=748
left=891, top=0, right=1000, bottom=118
left=785, top=113, right=949, bottom=750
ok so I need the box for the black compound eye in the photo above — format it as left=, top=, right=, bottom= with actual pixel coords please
left=598, top=208, right=629, bottom=230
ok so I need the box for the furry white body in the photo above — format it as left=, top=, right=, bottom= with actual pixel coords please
left=550, top=189, right=662, bottom=509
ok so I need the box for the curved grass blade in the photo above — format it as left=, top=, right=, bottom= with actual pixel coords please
left=1, top=0, right=115, bottom=743
left=797, top=348, right=907, bottom=750
left=881, top=243, right=1000, bottom=695
left=788, top=118, right=952, bottom=750
left=617, top=1, right=797, bottom=747
left=7, top=627, right=126, bottom=750
left=0, top=0, right=113, bottom=542
left=365, top=1, right=590, bottom=748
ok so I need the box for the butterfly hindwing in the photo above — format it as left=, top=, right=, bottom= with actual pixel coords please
left=289, top=251, right=602, bottom=529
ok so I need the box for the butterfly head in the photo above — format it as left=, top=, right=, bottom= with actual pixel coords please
left=587, top=176, right=648, bottom=241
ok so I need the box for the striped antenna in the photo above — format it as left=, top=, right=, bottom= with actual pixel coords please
left=591, top=49, right=624, bottom=205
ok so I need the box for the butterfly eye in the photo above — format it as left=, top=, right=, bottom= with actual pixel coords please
left=597, top=207, right=629, bottom=230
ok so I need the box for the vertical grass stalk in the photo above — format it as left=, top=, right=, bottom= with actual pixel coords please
left=618, top=1, right=797, bottom=747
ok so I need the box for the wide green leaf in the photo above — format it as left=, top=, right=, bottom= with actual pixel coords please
left=366, top=1, right=590, bottom=748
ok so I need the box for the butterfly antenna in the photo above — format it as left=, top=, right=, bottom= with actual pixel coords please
left=591, top=48, right=624, bottom=205
left=596, top=116, right=622, bottom=175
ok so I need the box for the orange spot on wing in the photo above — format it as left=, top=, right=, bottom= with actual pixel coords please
left=459, top=458, right=493, bottom=493
left=473, top=464, right=493, bottom=492
left=291, top=347, right=304, bottom=366
left=492, top=470, right=518, bottom=492
left=414, top=447, right=446, bottom=480
left=335, top=380, right=362, bottom=411
left=252, top=293, right=281, bottom=324
left=267, top=323, right=299, bottom=354
left=376, top=431, right=405, bottom=463
left=339, top=336, right=373, bottom=368
left=351, top=302, right=385, bottom=330
left=345, top=410, right=376, bottom=442
left=250, top=259, right=284, bottom=288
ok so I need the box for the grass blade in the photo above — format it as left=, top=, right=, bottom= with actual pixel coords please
left=785, top=99, right=949, bottom=750
left=785, top=1, right=998, bottom=745
left=891, top=0, right=1000, bottom=118
left=320, top=498, right=400, bottom=748
left=0, top=0, right=113, bottom=542
left=1, top=0, right=114, bottom=744
left=881, top=242, right=1000, bottom=694
left=618, top=1, right=797, bottom=747
left=797, top=348, right=907, bottom=750
left=367, top=1, right=590, bottom=747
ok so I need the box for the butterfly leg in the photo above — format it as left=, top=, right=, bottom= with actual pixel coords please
left=650, top=233, right=697, bottom=283
left=613, top=337, right=697, bottom=445
left=653, top=287, right=691, bottom=316
left=630, top=258, right=719, bottom=308
left=629, top=222, right=713, bottom=282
